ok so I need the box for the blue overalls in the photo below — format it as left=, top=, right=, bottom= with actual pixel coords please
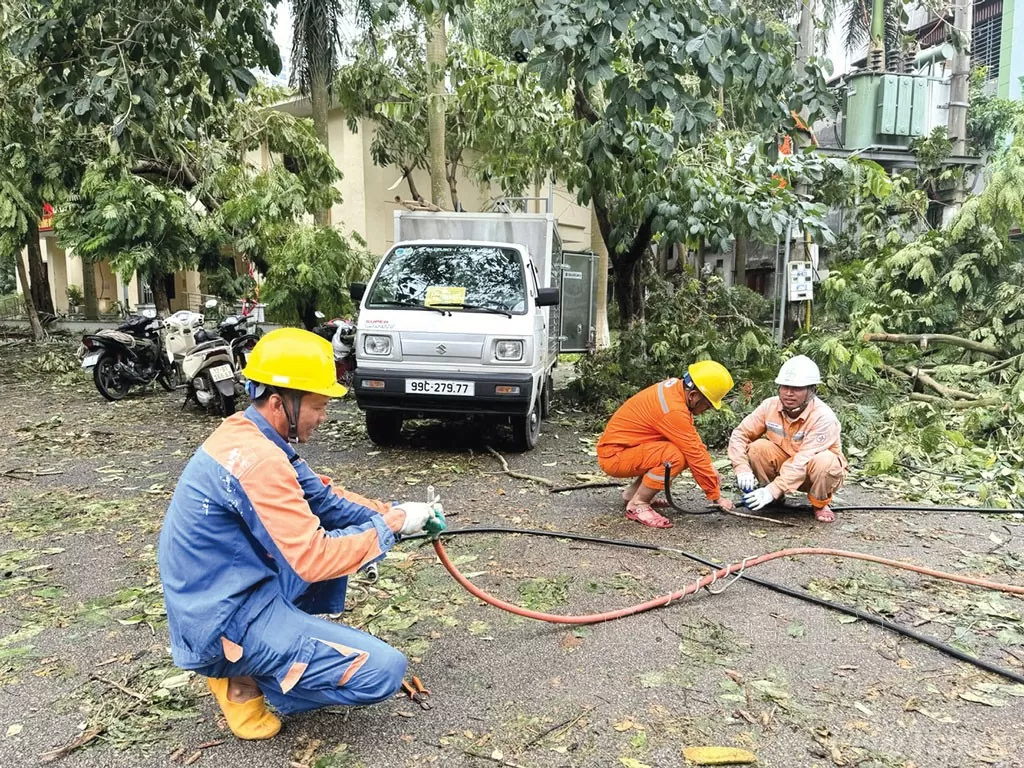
left=158, top=407, right=406, bottom=714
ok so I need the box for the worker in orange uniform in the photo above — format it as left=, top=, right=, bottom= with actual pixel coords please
left=596, top=361, right=737, bottom=529
left=728, top=356, right=847, bottom=522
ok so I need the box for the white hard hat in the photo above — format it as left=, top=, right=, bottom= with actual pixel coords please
left=775, top=355, right=821, bottom=387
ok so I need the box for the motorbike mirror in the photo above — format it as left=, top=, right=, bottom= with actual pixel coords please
left=315, top=311, right=325, bottom=319
left=204, top=298, right=218, bottom=309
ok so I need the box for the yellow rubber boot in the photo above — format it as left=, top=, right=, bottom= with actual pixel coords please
left=207, top=677, right=282, bottom=740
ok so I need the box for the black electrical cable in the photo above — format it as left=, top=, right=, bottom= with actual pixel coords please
left=405, top=526, right=1024, bottom=685
left=663, top=460, right=1024, bottom=515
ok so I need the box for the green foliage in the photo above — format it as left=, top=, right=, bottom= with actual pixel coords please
left=261, top=226, right=374, bottom=329
left=514, top=0, right=833, bottom=322
left=56, top=160, right=202, bottom=288
left=571, top=273, right=781, bottom=443
left=6, top=0, right=279, bottom=148
left=65, top=284, right=84, bottom=306
left=967, top=68, right=1024, bottom=155
left=335, top=32, right=565, bottom=203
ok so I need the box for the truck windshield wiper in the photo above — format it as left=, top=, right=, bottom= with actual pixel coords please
left=371, top=300, right=450, bottom=315
left=429, top=302, right=513, bottom=318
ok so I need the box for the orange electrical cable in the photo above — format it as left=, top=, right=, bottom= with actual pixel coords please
left=432, top=540, right=1024, bottom=626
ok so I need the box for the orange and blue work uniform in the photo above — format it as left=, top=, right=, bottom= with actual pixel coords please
left=596, top=378, right=722, bottom=501
left=158, top=406, right=406, bottom=715
left=728, top=396, right=847, bottom=509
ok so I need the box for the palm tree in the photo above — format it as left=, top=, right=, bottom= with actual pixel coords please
left=290, top=0, right=345, bottom=225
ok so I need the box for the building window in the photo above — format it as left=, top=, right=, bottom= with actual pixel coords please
left=973, top=2, right=1002, bottom=81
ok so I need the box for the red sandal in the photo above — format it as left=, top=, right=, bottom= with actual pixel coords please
left=813, top=505, right=836, bottom=523
left=625, top=502, right=673, bottom=529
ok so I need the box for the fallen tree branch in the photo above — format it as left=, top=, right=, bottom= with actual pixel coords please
left=960, top=352, right=1024, bottom=378
left=38, top=727, right=105, bottom=763
left=89, top=674, right=149, bottom=702
left=908, top=393, right=1000, bottom=409
left=549, top=481, right=624, bottom=493
left=723, top=509, right=797, bottom=527
left=906, top=366, right=980, bottom=401
left=863, top=333, right=1004, bottom=358
left=463, top=750, right=527, bottom=768
left=485, top=446, right=556, bottom=488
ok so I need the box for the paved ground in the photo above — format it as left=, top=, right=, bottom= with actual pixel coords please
left=1, top=335, right=1023, bottom=768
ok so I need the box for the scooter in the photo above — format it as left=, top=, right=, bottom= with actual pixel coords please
left=209, top=299, right=262, bottom=370
left=181, top=321, right=238, bottom=416
left=163, top=309, right=205, bottom=369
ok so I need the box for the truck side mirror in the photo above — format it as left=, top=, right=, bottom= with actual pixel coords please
left=350, top=282, right=366, bottom=302
left=536, top=288, right=560, bottom=307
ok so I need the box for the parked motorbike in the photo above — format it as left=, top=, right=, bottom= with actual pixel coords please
left=80, top=314, right=178, bottom=401
left=312, top=312, right=357, bottom=387
left=163, top=309, right=205, bottom=367
left=182, top=335, right=238, bottom=416
left=209, top=300, right=262, bottom=370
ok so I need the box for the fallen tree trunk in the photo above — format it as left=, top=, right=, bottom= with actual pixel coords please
left=863, top=333, right=1005, bottom=358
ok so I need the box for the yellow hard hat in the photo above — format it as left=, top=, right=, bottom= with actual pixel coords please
left=687, top=360, right=734, bottom=410
left=241, top=328, right=347, bottom=398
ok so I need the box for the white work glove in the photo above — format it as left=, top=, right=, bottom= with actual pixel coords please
left=742, top=487, right=777, bottom=512
left=736, top=471, right=757, bottom=492
left=394, top=502, right=435, bottom=536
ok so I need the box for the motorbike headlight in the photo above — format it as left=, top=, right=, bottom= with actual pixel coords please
left=495, top=340, right=523, bottom=361
left=364, top=334, right=392, bottom=356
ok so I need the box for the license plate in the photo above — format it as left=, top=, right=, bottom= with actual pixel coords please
left=405, top=379, right=474, bottom=396
left=210, top=364, right=234, bottom=382
left=81, top=353, right=100, bottom=369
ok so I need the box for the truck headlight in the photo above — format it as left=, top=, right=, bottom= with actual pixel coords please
left=495, top=340, right=523, bottom=361
left=364, top=335, right=392, bottom=356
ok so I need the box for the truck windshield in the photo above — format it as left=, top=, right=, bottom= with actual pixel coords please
left=366, top=245, right=527, bottom=314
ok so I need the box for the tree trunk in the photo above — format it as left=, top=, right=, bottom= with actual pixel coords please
left=426, top=12, right=451, bottom=209
left=734, top=237, right=748, bottom=288
left=26, top=222, right=55, bottom=316
left=81, top=259, right=99, bottom=320
left=15, top=250, right=45, bottom=340
left=591, top=206, right=610, bottom=349
left=310, top=70, right=332, bottom=226
left=150, top=272, right=171, bottom=315
left=614, top=259, right=645, bottom=329
left=301, top=296, right=320, bottom=330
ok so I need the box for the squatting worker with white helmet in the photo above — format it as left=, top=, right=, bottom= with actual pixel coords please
left=158, top=328, right=445, bottom=740
left=727, top=355, right=848, bottom=522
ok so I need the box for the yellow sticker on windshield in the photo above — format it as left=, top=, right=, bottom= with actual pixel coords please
left=425, top=285, right=466, bottom=307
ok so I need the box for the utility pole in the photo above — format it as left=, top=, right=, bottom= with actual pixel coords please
left=948, top=0, right=973, bottom=157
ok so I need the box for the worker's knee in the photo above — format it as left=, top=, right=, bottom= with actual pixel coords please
left=747, top=439, right=774, bottom=461
left=808, top=452, right=844, bottom=479
left=342, top=644, right=407, bottom=705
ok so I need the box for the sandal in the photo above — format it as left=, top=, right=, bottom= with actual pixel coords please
left=625, top=503, right=673, bottom=529
left=813, top=505, right=836, bottom=523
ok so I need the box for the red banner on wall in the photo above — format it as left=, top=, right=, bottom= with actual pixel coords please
left=39, top=202, right=54, bottom=232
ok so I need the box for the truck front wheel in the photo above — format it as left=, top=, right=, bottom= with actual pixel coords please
left=366, top=410, right=403, bottom=446
left=511, top=397, right=541, bottom=452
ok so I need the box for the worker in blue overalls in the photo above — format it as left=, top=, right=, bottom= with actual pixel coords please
left=158, top=328, right=444, bottom=739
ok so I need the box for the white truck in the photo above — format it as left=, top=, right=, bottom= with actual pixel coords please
left=349, top=211, right=562, bottom=451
